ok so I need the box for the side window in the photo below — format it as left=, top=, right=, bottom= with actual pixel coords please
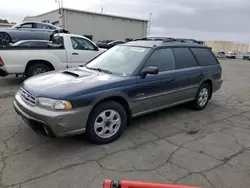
left=173, top=48, right=198, bottom=69
left=36, top=23, right=55, bottom=29
left=20, top=23, right=33, bottom=28
left=191, top=48, right=218, bottom=66
left=52, top=36, right=64, bottom=47
left=144, top=48, right=175, bottom=72
left=37, top=23, right=49, bottom=29
left=70, top=37, right=96, bottom=50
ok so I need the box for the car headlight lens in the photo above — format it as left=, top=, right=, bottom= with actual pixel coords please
left=37, top=98, right=72, bottom=110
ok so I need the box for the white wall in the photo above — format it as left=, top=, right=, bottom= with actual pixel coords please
left=23, top=9, right=148, bottom=42
left=64, top=9, right=147, bottom=41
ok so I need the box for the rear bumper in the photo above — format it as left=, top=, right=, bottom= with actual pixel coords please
left=213, top=80, right=223, bottom=92
left=0, top=67, right=8, bottom=77
left=13, top=93, right=92, bottom=137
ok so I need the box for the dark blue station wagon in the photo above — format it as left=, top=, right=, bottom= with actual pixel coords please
left=13, top=38, right=223, bottom=144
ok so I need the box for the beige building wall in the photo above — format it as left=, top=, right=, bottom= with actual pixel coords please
left=205, top=40, right=250, bottom=53
left=0, top=23, right=14, bottom=28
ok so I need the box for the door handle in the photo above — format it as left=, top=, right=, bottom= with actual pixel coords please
left=170, top=79, right=176, bottom=82
left=72, top=52, right=79, bottom=55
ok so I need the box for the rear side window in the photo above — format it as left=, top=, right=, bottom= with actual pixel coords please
left=173, top=48, right=198, bottom=69
left=191, top=48, right=218, bottom=66
left=144, top=48, right=175, bottom=72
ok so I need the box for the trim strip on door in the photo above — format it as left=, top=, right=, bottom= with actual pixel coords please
left=133, top=85, right=198, bottom=102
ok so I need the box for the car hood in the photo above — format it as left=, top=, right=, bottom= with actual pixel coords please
left=22, top=68, right=132, bottom=99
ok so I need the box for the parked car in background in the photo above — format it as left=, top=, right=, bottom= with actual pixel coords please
left=0, top=33, right=105, bottom=77
left=96, top=40, right=126, bottom=49
left=226, top=52, right=236, bottom=59
left=0, top=21, right=69, bottom=45
left=12, top=40, right=51, bottom=47
left=243, top=52, right=250, bottom=60
left=217, top=51, right=226, bottom=58
left=13, top=37, right=223, bottom=144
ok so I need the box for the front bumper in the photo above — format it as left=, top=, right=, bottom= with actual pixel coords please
left=13, top=93, right=92, bottom=137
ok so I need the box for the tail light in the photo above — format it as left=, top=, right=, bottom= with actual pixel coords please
left=0, top=57, right=4, bottom=66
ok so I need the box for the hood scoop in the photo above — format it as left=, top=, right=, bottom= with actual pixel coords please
left=61, top=68, right=92, bottom=78
left=62, top=71, right=79, bottom=77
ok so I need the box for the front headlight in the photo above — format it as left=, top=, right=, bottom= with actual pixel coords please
left=37, top=98, right=72, bottom=110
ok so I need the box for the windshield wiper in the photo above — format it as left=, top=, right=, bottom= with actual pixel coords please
left=85, top=66, right=113, bottom=74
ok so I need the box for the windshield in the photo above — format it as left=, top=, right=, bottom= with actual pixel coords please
left=86, top=45, right=151, bottom=76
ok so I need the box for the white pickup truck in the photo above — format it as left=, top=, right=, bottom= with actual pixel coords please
left=0, top=33, right=105, bottom=77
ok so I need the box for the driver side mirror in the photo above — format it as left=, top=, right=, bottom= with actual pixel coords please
left=15, top=26, right=21, bottom=29
left=140, top=66, right=159, bottom=79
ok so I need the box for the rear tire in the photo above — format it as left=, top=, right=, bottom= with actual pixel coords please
left=192, top=83, right=211, bottom=110
left=26, top=63, right=51, bottom=77
left=86, top=101, right=127, bottom=144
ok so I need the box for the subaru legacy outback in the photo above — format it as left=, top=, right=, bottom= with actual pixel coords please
left=13, top=38, right=223, bottom=144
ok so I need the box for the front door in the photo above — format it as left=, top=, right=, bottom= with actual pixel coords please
left=69, top=36, right=102, bottom=67
left=131, top=48, right=181, bottom=116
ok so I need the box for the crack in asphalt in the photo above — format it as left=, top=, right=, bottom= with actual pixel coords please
left=1, top=93, right=250, bottom=187
left=2, top=138, right=52, bottom=159
left=3, top=160, right=102, bottom=188
left=200, top=173, right=216, bottom=188
left=0, top=109, right=12, bottom=118
left=3, top=118, right=249, bottom=188
left=0, top=120, right=22, bottom=187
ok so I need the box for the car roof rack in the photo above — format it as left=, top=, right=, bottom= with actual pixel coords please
left=133, top=37, right=203, bottom=44
left=133, top=37, right=176, bottom=42
left=174, top=38, right=204, bottom=44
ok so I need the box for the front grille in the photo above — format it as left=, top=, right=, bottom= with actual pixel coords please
left=20, top=87, right=37, bottom=106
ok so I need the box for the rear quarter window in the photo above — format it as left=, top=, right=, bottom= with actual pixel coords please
left=191, top=48, right=218, bottom=66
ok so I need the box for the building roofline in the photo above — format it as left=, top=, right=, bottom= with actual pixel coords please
left=24, top=9, right=58, bottom=20
left=24, top=8, right=148, bottom=22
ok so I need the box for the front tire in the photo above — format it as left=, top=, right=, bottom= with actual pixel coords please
left=86, top=101, right=127, bottom=144
left=192, top=83, right=211, bottom=110
left=26, top=63, right=51, bottom=77
left=0, top=32, right=12, bottom=45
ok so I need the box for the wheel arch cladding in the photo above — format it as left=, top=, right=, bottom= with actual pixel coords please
left=25, top=60, right=55, bottom=75
left=203, top=79, right=213, bottom=99
left=92, top=96, right=131, bottom=125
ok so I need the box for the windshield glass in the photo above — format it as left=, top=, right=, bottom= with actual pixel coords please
left=86, top=45, right=151, bottom=76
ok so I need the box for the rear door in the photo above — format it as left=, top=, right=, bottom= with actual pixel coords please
left=69, top=37, right=102, bottom=67
left=171, top=47, right=202, bottom=102
left=34, top=23, right=55, bottom=40
left=190, top=48, right=222, bottom=91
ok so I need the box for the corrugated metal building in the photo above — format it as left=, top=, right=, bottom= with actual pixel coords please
left=24, top=8, right=148, bottom=42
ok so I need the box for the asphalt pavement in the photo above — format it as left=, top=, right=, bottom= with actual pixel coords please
left=1, top=59, right=250, bottom=188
